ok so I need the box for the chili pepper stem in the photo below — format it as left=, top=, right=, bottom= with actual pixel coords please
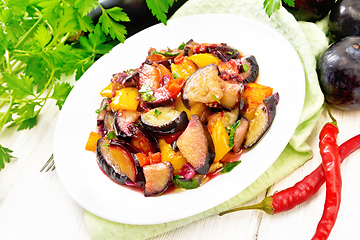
left=326, top=104, right=338, bottom=128
left=219, top=196, right=274, bottom=216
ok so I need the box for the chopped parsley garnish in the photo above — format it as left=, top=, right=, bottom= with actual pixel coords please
left=227, top=120, right=241, bottom=148
left=103, top=142, right=110, bottom=148
left=106, top=131, right=116, bottom=140
left=221, top=161, right=242, bottom=174
left=139, top=85, right=156, bottom=102
left=173, top=71, right=181, bottom=79
left=242, top=63, right=250, bottom=73
left=173, top=175, right=200, bottom=189
left=211, top=94, right=221, bottom=104
left=178, top=42, right=186, bottom=50
left=154, top=109, right=162, bottom=116
left=150, top=50, right=182, bottom=57
left=95, top=101, right=108, bottom=114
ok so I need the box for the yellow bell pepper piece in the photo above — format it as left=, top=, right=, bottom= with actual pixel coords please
left=110, top=87, right=139, bottom=112
left=100, top=82, right=113, bottom=98
left=159, top=139, right=187, bottom=175
left=174, top=96, right=206, bottom=120
left=208, top=119, right=231, bottom=163
left=85, top=131, right=102, bottom=152
left=170, top=58, right=197, bottom=80
left=188, top=53, right=221, bottom=68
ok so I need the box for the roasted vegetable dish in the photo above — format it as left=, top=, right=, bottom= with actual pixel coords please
left=85, top=40, right=279, bottom=197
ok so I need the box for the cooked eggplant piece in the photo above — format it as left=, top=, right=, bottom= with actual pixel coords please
left=244, top=94, right=277, bottom=148
left=141, top=107, right=189, bottom=136
left=98, top=111, right=114, bottom=136
left=232, top=117, right=249, bottom=153
left=121, top=71, right=139, bottom=88
left=130, top=123, right=159, bottom=155
left=207, top=107, right=240, bottom=128
left=97, top=98, right=109, bottom=126
left=96, top=138, right=131, bottom=185
left=109, top=139, right=145, bottom=186
left=182, top=64, right=224, bottom=108
left=143, top=161, right=174, bottom=197
left=220, top=81, right=243, bottom=110
left=239, top=55, right=259, bottom=83
left=177, top=115, right=215, bottom=175
left=114, top=110, right=141, bottom=140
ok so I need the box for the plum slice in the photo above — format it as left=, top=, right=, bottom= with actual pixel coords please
left=109, top=139, right=145, bottom=186
left=177, top=115, right=215, bottom=175
left=141, top=107, right=189, bottom=136
left=243, top=94, right=277, bottom=148
left=181, top=64, right=224, bottom=108
left=130, top=123, right=159, bottom=155
left=143, top=161, right=174, bottom=197
left=96, top=138, right=130, bottom=185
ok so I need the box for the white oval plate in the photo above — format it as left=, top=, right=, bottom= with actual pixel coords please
left=54, top=14, right=305, bottom=225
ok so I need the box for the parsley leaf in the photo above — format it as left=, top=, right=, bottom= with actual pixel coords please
left=146, top=0, right=177, bottom=25
left=106, top=131, right=116, bottom=140
left=211, top=94, right=221, bottom=104
left=227, top=120, right=241, bottom=148
left=173, top=175, right=200, bottom=189
left=139, top=85, right=156, bottom=102
left=178, top=42, right=186, bottom=50
left=50, top=82, right=73, bottom=110
left=263, top=0, right=294, bottom=18
left=242, top=63, right=250, bottom=73
left=75, top=0, right=99, bottom=16
left=0, top=145, right=16, bottom=170
left=98, top=5, right=129, bottom=43
left=154, top=109, right=162, bottom=116
left=221, top=161, right=241, bottom=174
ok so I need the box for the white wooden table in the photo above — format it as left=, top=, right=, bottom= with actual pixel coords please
left=1, top=99, right=360, bottom=240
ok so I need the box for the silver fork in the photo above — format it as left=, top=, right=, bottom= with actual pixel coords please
left=40, top=154, right=55, bottom=172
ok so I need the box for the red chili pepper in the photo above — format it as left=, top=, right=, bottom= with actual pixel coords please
left=312, top=122, right=341, bottom=240
left=220, top=129, right=360, bottom=216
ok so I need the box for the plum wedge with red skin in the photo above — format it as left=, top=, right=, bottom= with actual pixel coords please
left=177, top=115, right=215, bottom=175
left=109, top=139, right=145, bottom=186
left=96, top=138, right=141, bottom=185
left=143, top=161, right=174, bottom=197
left=244, top=94, right=277, bottom=148
left=129, top=122, right=159, bottom=155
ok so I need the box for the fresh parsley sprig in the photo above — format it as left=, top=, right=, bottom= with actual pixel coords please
left=0, top=0, right=180, bottom=170
left=263, top=0, right=294, bottom=18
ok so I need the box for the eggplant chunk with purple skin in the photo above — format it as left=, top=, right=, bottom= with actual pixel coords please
left=143, top=161, right=174, bottom=197
left=239, top=55, right=259, bottom=84
left=114, top=110, right=141, bottom=140
left=232, top=117, right=250, bottom=153
left=177, top=115, right=215, bottom=175
left=244, top=94, right=277, bottom=148
left=181, top=64, right=224, bottom=108
left=141, top=107, right=189, bottom=136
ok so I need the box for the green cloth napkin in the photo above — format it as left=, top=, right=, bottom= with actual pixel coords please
left=84, top=0, right=327, bottom=239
